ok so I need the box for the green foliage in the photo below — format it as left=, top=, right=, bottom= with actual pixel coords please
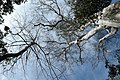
left=71, top=0, right=112, bottom=24
left=0, top=0, right=26, bottom=24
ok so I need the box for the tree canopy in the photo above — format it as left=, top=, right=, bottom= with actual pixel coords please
left=71, top=0, right=112, bottom=25
left=0, top=0, right=26, bottom=24
left=0, top=0, right=120, bottom=80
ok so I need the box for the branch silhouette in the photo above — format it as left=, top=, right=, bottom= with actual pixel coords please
left=0, top=42, right=35, bottom=62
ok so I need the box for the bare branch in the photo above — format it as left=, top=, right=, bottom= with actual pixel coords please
left=79, top=26, right=103, bottom=41
left=0, top=42, right=35, bottom=62
left=34, top=19, right=63, bottom=27
left=99, top=27, right=117, bottom=42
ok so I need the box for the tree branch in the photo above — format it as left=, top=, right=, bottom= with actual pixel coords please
left=34, top=20, right=63, bottom=27
left=99, top=27, right=117, bottom=42
left=79, top=26, right=103, bottom=41
left=0, top=42, right=35, bottom=62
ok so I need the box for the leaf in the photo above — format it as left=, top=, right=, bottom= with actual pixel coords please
left=4, top=26, right=10, bottom=31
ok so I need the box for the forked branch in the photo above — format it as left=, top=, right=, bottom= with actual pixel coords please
left=0, top=42, right=35, bottom=62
